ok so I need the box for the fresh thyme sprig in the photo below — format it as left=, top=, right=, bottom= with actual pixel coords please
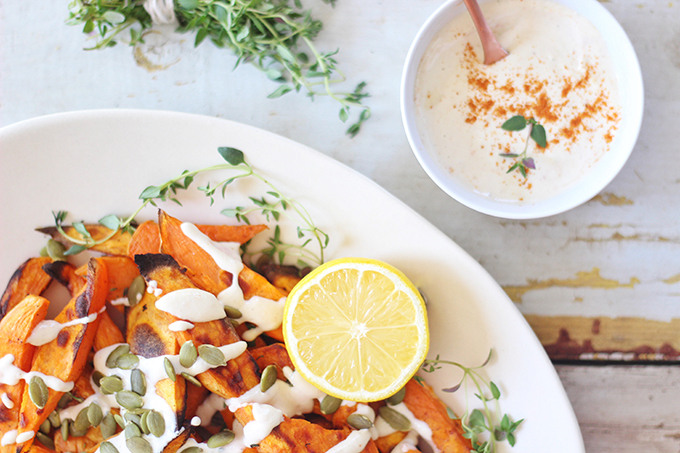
left=66, top=0, right=370, bottom=137
left=420, top=351, right=523, bottom=453
left=499, top=115, right=547, bottom=178
left=51, top=147, right=328, bottom=266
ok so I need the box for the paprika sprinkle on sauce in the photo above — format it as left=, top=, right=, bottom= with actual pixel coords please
left=414, top=0, right=621, bottom=204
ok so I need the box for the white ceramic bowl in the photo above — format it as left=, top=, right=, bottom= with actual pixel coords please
left=401, top=0, right=643, bottom=219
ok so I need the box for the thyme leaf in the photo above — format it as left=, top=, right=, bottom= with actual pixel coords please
left=499, top=115, right=548, bottom=178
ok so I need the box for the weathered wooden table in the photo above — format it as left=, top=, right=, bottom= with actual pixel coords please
left=1, top=0, right=678, bottom=450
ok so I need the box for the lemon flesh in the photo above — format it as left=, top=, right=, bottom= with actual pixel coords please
left=283, top=258, right=429, bottom=402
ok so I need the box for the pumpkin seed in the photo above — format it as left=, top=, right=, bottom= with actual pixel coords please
left=347, top=413, right=373, bottom=430
left=46, top=239, right=66, bottom=261
left=378, top=406, right=411, bottom=432
left=126, top=435, right=153, bottom=453
left=125, top=423, right=142, bottom=439
left=181, top=448, right=203, bottom=453
left=197, top=344, right=226, bottom=366
left=127, top=276, right=146, bottom=307
left=207, top=430, right=235, bottom=448
left=179, top=341, right=198, bottom=368
left=28, top=376, right=49, bottom=409
left=125, top=412, right=142, bottom=427
left=116, top=353, right=140, bottom=370
left=88, top=402, right=104, bottom=427
left=39, top=246, right=48, bottom=257
left=260, top=365, right=278, bottom=392
left=113, top=413, right=126, bottom=429
left=116, top=390, right=143, bottom=410
left=92, top=370, right=105, bottom=387
left=385, top=387, right=406, bottom=406
left=131, top=369, right=147, bottom=396
left=74, top=406, right=91, bottom=432
left=224, top=305, right=243, bottom=319
left=106, top=344, right=130, bottom=368
left=39, top=418, right=51, bottom=434
left=100, top=375, right=124, bottom=395
left=146, top=410, right=166, bottom=437
left=139, top=410, right=150, bottom=435
left=36, top=431, right=55, bottom=450
left=61, top=419, right=70, bottom=441
left=101, top=441, right=120, bottom=453
left=70, top=422, right=88, bottom=438
left=101, top=414, right=117, bottom=439
left=181, top=372, right=202, bottom=388
left=57, top=392, right=72, bottom=408
left=164, top=357, right=176, bottom=381
left=320, top=395, right=342, bottom=415
left=48, top=410, right=62, bottom=428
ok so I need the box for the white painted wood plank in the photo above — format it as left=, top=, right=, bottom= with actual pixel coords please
left=556, top=365, right=680, bottom=452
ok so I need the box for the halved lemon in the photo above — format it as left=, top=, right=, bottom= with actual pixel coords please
left=283, top=257, right=429, bottom=402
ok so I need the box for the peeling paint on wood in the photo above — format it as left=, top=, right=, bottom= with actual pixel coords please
left=502, top=268, right=640, bottom=303
left=525, top=315, right=680, bottom=361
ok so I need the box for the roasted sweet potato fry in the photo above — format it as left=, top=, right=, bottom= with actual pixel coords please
left=42, top=261, right=86, bottom=296
left=0, top=295, right=49, bottom=453
left=374, top=432, right=409, bottom=453
left=128, top=220, right=162, bottom=257
left=251, top=344, right=293, bottom=380
left=0, top=257, right=52, bottom=321
left=93, top=311, right=125, bottom=351
left=256, top=255, right=303, bottom=295
left=134, top=253, right=260, bottom=398
left=16, top=258, right=108, bottom=453
left=37, top=225, right=133, bottom=257
left=402, top=379, right=472, bottom=453
left=99, top=256, right=139, bottom=302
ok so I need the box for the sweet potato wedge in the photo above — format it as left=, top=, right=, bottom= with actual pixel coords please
left=374, top=432, right=408, bottom=453
left=251, top=344, right=293, bottom=381
left=36, top=225, right=133, bottom=257
left=134, top=253, right=260, bottom=398
left=93, top=311, right=125, bottom=351
left=256, top=255, right=303, bottom=295
left=0, top=295, right=50, bottom=453
left=0, top=257, right=52, bottom=321
left=41, top=261, right=86, bottom=296
left=99, top=256, right=139, bottom=303
left=128, top=220, right=162, bottom=258
left=16, top=258, right=109, bottom=452
left=402, top=379, right=472, bottom=453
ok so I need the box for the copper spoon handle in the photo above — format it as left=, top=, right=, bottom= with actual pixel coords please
left=461, top=0, right=508, bottom=65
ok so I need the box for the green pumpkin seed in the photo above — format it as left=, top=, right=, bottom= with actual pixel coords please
left=139, top=410, right=150, bottom=435
left=100, top=375, right=124, bottom=395
left=116, top=353, right=140, bottom=370
left=39, top=246, right=48, bottom=257
left=181, top=448, right=203, bottom=453
left=125, top=423, right=142, bottom=439
left=57, top=392, right=72, bottom=408
left=197, top=344, right=226, bottom=367
left=385, top=387, right=406, bottom=406
left=87, top=402, right=104, bottom=427
left=207, top=430, right=235, bottom=448
left=164, top=357, right=176, bottom=381
left=347, top=413, right=373, bottom=430
left=127, top=276, right=146, bottom=307
left=101, top=441, right=120, bottom=453
left=48, top=410, right=62, bottom=428
left=179, top=341, right=198, bottom=368
left=379, top=406, right=411, bottom=432
left=116, top=390, right=143, bottom=410
left=181, top=372, right=202, bottom=388
left=46, top=239, right=66, bottom=261
left=70, top=422, right=88, bottom=438
left=28, top=376, right=49, bottom=409
left=125, top=412, right=142, bottom=427
left=113, top=413, right=126, bottom=429
left=74, top=406, right=91, bottom=431
left=92, top=370, right=105, bottom=387
left=39, top=418, right=51, bottom=434
left=126, top=435, right=153, bottom=453
left=260, top=365, right=278, bottom=392
left=61, top=419, right=70, bottom=440
left=36, top=431, right=55, bottom=450
left=101, top=413, right=117, bottom=439
left=146, top=410, right=166, bottom=437
left=106, top=344, right=130, bottom=368
left=131, top=369, right=147, bottom=396
left=224, top=306, right=243, bottom=319
left=320, top=395, right=342, bottom=415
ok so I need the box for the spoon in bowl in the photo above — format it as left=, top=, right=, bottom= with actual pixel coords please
left=462, top=0, right=508, bottom=65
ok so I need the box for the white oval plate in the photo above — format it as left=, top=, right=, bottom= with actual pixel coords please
left=0, top=110, right=583, bottom=452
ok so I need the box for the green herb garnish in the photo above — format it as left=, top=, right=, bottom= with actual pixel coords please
left=52, top=147, right=328, bottom=267
left=422, top=351, right=523, bottom=453
left=66, top=0, right=370, bottom=137
left=499, top=115, right=547, bottom=178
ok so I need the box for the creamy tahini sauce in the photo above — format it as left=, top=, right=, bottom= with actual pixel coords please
left=414, top=0, right=621, bottom=203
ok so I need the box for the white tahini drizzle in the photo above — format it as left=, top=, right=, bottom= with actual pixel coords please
left=384, top=403, right=440, bottom=453
left=156, top=289, right=226, bottom=323
left=0, top=392, right=14, bottom=409
left=327, top=430, right=372, bottom=453
left=168, top=321, right=195, bottom=332
left=180, top=222, right=285, bottom=341
left=0, top=354, right=74, bottom=392
left=27, top=306, right=105, bottom=346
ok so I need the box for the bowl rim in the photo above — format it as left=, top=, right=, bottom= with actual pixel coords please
left=400, top=0, right=644, bottom=219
